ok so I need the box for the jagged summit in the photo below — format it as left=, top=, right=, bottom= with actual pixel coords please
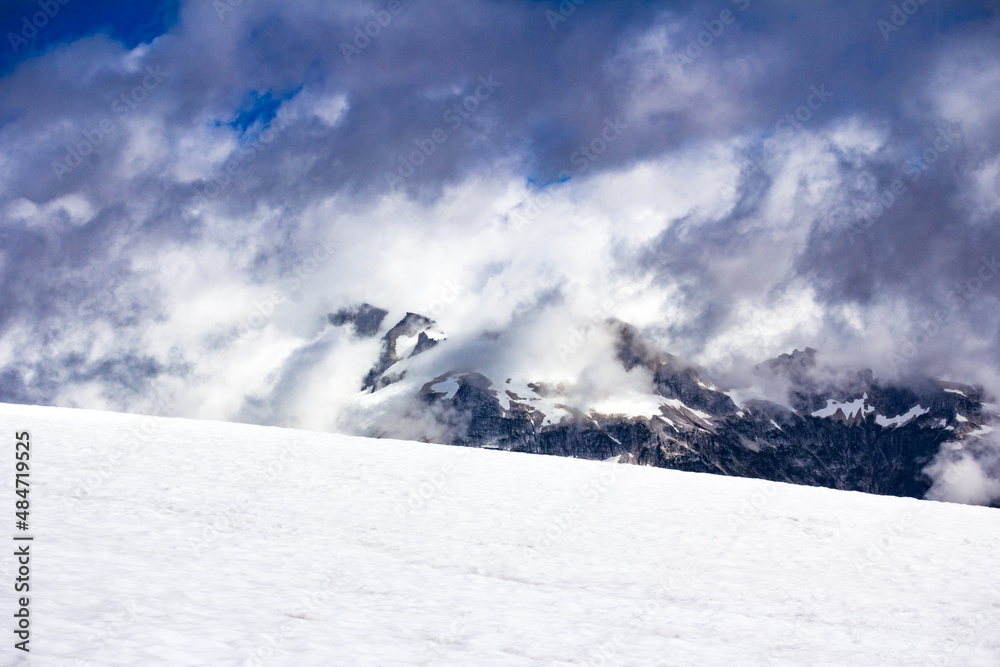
left=329, top=302, right=389, bottom=338
left=362, top=311, right=443, bottom=391
left=329, top=304, right=446, bottom=391
left=757, top=347, right=818, bottom=385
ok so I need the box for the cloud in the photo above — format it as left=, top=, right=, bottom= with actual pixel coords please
left=924, top=435, right=1000, bottom=507
left=0, top=0, right=998, bottom=456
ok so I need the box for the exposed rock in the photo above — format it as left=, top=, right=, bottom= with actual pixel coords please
left=412, top=368, right=994, bottom=500
left=356, top=311, right=998, bottom=502
left=362, top=312, right=440, bottom=391
left=329, top=303, right=388, bottom=338
left=611, top=319, right=738, bottom=416
left=412, top=331, right=439, bottom=357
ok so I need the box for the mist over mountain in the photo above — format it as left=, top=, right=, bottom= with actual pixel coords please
left=299, top=305, right=997, bottom=506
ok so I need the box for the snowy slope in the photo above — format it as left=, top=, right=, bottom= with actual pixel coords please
left=1, top=403, right=998, bottom=666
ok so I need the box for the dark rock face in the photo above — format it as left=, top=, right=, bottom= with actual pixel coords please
left=329, top=303, right=388, bottom=338
left=361, top=312, right=440, bottom=391
left=353, top=307, right=997, bottom=503
left=612, top=320, right=738, bottom=416
left=412, top=331, right=439, bottom=356
left=414, top=369, right=992, bottom=500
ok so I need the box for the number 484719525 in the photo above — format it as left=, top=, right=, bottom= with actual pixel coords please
left=15, top=432, right=29, bottom=531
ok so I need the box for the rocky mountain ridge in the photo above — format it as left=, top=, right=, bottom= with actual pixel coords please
left=330, top=306, right=998, bottom=504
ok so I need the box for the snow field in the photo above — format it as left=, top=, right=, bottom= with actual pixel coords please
left=0, top=402, right=997, bottom=666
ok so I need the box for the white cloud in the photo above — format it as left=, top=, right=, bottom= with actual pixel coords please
left=925, top=444, right=1000, bottom=507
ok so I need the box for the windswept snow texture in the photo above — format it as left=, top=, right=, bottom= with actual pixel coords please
left=1, top=403, right=999, bottom=666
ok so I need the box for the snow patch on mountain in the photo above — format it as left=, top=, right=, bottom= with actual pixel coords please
left=811, top=393, right=873, bottom=419
left=876, top=405, right=930, bottom=428
left=428, top=374, right=462, bottom=401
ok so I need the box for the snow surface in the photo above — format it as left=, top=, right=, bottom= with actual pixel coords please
left=427, top=374, right=462, bottom=401
left=585, top=393, right=669, bottom=421
left=431, top=375, right=709, bottom=427
left=393, top=333, right=421, bottom=360
left=875, top=405, right=930, bottom=428
left=1, top=402, right=999, bottom=666
left=811, top=393, right=873, bottom=420
left=660, top=398, right=712, bottom=422
left=944, top=388, right=968, bottom=397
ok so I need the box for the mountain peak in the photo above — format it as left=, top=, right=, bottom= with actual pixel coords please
left=360, top=310, right=442, bottom=391
left=329, top=303, right=389, bottom=338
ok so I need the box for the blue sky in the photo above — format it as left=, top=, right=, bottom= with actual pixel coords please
left=0, top=0, right=178, bottom=75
